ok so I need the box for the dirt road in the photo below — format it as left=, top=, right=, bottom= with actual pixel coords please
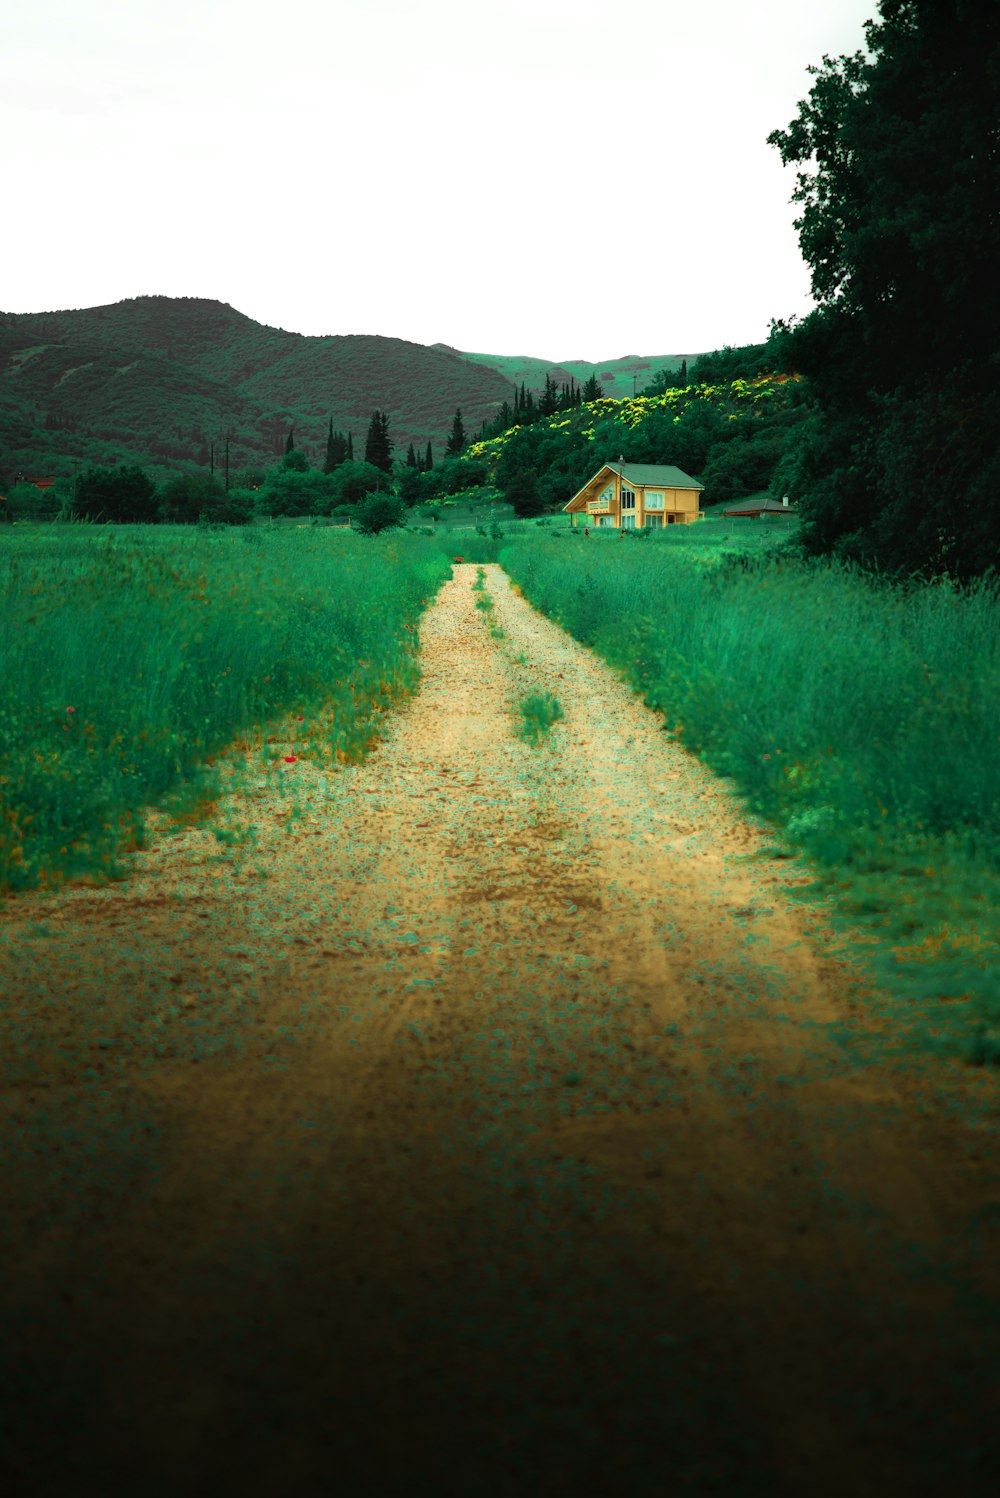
left=1, top=563, right=997, bottom=1496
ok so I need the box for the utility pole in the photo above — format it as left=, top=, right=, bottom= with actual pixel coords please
left=210, top=442, right=215, bottom=476
left=224, top=436, right=230, bottom=492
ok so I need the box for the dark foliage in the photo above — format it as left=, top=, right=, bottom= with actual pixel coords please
left=353, top=492, right=407, bottom=534
left=505, top=468, right=545, bottom=518
left=74, top=465, right=157, bottom=523
left=768, top=0, right=1000, bottom=577
left=159, top=472, right=226, bottom=524
left=324, top=421, right=350, bottom=473
left=445, top=408, right=466, bottom=457
left=364, top=409, right=393, bottom=473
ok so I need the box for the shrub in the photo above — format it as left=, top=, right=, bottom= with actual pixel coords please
left=517, top=692, right=564, bottom=745
left=74, top=465, right=158, bottom=523
left=353, top=493, right=407, bottom=535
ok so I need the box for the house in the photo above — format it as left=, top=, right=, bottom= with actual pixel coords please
left=721, top=496, right=793, bottom=519
left=564, top=462, right=703, bottom=529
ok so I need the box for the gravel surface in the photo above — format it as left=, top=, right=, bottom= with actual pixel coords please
left=1, top=562, right=997, bottom=1498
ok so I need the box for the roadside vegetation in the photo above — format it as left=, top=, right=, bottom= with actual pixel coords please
left=0, top=527, right=448, bottom=892
left=501, top=536, right=1000, bottom=1056
left=516, top=692, right=564, bottom=747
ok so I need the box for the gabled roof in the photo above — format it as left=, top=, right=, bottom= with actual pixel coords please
left=612, top=463, right=703, bottom=490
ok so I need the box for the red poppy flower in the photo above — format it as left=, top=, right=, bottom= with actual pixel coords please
left=284, top=755, right=298, bottom=763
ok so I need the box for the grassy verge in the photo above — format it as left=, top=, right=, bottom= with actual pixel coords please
left=500, top=536, right=1000, bottom=1060
left=0, top=525, right=449, bottom=892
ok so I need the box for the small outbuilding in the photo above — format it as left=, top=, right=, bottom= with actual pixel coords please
left=564, top=462, right=703, bottom=528
left=721, top=496, right=794, bottom=519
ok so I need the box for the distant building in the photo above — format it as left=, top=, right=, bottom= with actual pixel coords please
left=564, top=462, right=703, bottom=529
left=28, top=476, right=57, bottom=491
left=722, top=496, right=794, bottom=519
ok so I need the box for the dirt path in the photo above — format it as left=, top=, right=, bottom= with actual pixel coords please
left=1, top=563, right=998, bottom=1497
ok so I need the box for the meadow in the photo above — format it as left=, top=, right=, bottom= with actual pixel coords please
left=4, top=516, right=997, bottom=1058
left=500, top=532, right=1000, bottom=1054
left=0, top=525, right=449, bottom=892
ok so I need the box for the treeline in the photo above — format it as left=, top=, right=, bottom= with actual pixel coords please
left=478, top=374, right=589, bottom=441
left=0, top=403, right=495, bottom=532
left=764, top=0, right=999, bottom=579
left=454, top=371, right=806, bottom=517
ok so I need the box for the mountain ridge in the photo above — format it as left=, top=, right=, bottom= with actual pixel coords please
left=0, top=296, right=698, bottom=483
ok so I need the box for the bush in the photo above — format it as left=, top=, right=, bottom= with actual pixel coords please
left=353, top=493, right=407, bottom=535
left=74, top=465, right=158, bottom=524
left=6, top=482, right=64, bottom=521
left=159, top=472, right=226, bottom=524
left=255, top=468, right=336, bottom=518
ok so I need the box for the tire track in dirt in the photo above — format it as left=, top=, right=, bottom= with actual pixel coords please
left=1, top=563, right=997, bottom=1497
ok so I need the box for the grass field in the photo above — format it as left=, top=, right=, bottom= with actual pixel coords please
left=0, top=525, right=448, bottom=892
left=500, top=533, right=1000, bottom=1057
left=5, top=518, right=996, bottom=1061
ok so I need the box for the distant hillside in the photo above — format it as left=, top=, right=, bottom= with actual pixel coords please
left=439, top=347, right=708, bottom=400
left=0, top=297, right=516, bottom=483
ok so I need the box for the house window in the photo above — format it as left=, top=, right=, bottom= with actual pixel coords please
left=645, top=491, right=664, bottom=509
left=621, top=487, right=636, bottom=510
left=644, top=513, right=663, bottom=528
left=621, top=513, right=636, bottom=529
left=599, top=483, right=615, bottom=504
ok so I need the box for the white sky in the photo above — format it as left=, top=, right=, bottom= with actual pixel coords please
left=1, top=0, right=874, bottom=360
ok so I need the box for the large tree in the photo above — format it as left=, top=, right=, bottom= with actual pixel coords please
left=767, top=0, right=1000, bottom=577
left=324, top=420, right=349, bottom=473
left=364, top=409, right=393, bottom=474
left=74, top=465, right=158, bottom=523
left=445, top=408, right=466, bottom=457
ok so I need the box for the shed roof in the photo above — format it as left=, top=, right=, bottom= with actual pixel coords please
left=722, top=497, right=793, bottom=515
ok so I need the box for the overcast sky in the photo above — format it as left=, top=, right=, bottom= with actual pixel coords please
left=2, top=0, right=875, bottom=360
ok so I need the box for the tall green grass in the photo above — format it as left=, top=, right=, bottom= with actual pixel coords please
left=0, top=526, right=448, bottom=891
left=501, top=538, right=1000, bottom=1049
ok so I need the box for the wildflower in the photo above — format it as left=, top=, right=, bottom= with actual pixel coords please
left=66, top=706, right=75, bottom=714
left=284, top=755, right=298, bottom=763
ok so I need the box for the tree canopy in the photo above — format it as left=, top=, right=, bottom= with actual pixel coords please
left=74, top=465, right=158, bottom=524
left=768, top=0, right=1000, bottom=577
left=364, top=410, right=393, bottom=474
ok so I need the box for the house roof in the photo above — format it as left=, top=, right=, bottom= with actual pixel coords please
left=612, top=463, right=703, bottom=490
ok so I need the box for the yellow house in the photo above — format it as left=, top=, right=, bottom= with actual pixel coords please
left=563, top=462, right=703, bottom=528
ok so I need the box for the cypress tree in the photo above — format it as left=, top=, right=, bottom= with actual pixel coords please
left=540, top=375, right=558, bottom=418
left=347, top=432, right=354, bottom=460
left=365, top=409, right=393, bottom=473
left=446, top=408, right=466, bottom=457
left=285, top=427, right=294, bottom=454
left=679, top=358, right=688, bottom=384
left=324, top=419, right=349, bottom=474
left=424, top=442, right=433, bottom=471
left=406, top=442, right=417, bottom=468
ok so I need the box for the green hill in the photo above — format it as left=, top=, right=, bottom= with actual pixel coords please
left=439, top=347, right=707, bottom=400
left=0, top=297, right=518, bottom=484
